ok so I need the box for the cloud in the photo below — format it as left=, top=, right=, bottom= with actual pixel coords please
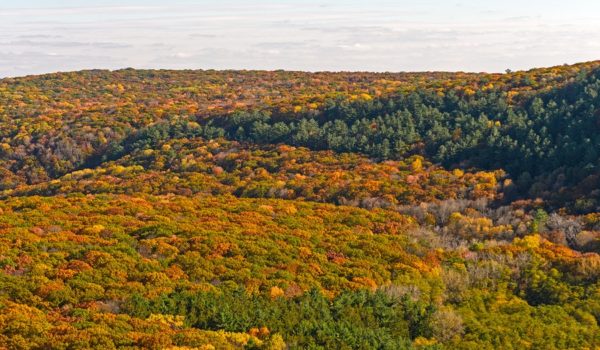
left=172, top=52, right=192, bottom=58
left=0, top=51, right=120, bottom=77
left=18, top=34, right=63, bottom=39
left=189, top=33, right=219, bottom=39
left=1, top=1, right=600, bottom=77
left=1, top=40, right=132, bottom=49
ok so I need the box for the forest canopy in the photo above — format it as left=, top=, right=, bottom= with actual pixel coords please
left=0, top=62, right=599, bottom=349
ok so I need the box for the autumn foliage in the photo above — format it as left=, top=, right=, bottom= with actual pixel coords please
left=0, top=62, right=599, bottom=349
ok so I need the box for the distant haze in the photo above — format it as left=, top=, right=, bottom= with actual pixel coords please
left=1, top=0, right=600, bottom=77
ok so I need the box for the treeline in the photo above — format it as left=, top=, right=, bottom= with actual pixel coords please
left=1, top=62, right=598, bottom=190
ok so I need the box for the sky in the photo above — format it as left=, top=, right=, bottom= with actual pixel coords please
left=1, top=0, right=600, bottom=77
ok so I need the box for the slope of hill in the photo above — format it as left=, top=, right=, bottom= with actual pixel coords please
left=0, top=62, right=599, bottom=349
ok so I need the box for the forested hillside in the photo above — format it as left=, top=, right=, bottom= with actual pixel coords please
left=0, top=62, right=599, bottom=349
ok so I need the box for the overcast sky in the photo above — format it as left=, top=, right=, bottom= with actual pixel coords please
left=1, top=0, right=600, bottom=77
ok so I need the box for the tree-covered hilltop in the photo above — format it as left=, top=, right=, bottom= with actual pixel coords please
left=1, top=62, right=598, bottom=211
left=204, top=66, right=600, bottom=212
left=0, top=62, right=599, bottom=349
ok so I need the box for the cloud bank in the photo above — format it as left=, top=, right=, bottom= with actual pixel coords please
left=1, top=0, right=600, bottom=77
